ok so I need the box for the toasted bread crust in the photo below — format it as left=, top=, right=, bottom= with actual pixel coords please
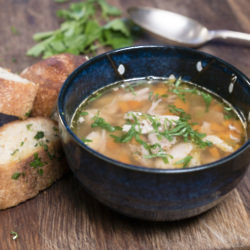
left=0, top=117, right=67, bottom=209
left=0, top=142, right=66, bottom=209
left=21, top=53, right=87, bottom=117
left=0, top=77, right=38, bottom=119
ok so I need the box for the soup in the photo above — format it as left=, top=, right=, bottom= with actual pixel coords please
left=71, top=77, right=246, bottom=169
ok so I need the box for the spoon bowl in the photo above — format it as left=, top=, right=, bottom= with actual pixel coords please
left=128, top=7, right=250, bottom=47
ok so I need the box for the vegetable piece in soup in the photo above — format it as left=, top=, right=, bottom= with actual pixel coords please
left=71, top=78, right=246, bottom=169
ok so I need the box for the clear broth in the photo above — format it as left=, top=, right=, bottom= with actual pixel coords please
left=71, top=77, right=246, bottom=169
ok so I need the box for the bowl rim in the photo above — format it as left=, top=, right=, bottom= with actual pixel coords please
left=58, top=44, right=250, bottom=174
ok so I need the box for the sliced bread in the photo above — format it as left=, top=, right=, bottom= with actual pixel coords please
left=0, top=67, right=38, bottom=119
left=0, top=117, right=67, bottom=209
left=21, top=53, right=88, bottom=118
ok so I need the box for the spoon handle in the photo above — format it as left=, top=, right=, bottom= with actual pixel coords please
left=209, top=30, right=250, bottom=43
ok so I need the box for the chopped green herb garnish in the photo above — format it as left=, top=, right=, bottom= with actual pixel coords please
left=42, top=142, right=48, bottom=151
left=11, top=149, right=19, bottom=156
left=26, top=124, right=32, bottom=130
left=10, top=231, right=18, bottom=240
left=54, top=0, right=68, bottom=3
left=34, top=131, right=45, bottom=140
left=12, top=57, right=17, bottom=63
left=53, top=126, right=59, bottom=132
left=20, top=141, right=24, bottom=146
left=91, top=113, right=121, bottom=132
left=200, top=92, right=212, bottom=112
left=81, top=138, right=93, bottom=143
left=89, top=93, right=102, bottom=103
left=144, top=152, right=169, bottom=160
left=167, top=105, right=212, bottom=148
left=11, top=26, right=18, bottom=35
left=11, top=172, right=24, bottom=180
left=175, top=77, right=182, bottom=87
left=37, top=169, right=44, bottom=176
left=25, top=110, right=31, bottom=117
left=27, top=0, right=136, bottom=58
left=148, top=91, right=153, bottom=100
left=125, top=85, right=136, bottom=96
left=175, top=155, right=193, bottom=168
left=80, top=111, right=89, bottom=116
left=30, top=152, right=46, bottom=168
left=224, top=106, right=234, bottom=120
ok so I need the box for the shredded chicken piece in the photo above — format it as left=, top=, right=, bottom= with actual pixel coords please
left=204, top=135, right=234, bottom=152
left=103, top=97, right=119, bottom=114
left=121, top=87, right=150, bottom=101
left=189, top=152, right=201, bottom=167
left=155, top=143, right=194, bottom=169
left=86, top=109, right=98, bottom=119
left=229, top=133, right=241, bottom=142
left=123, top=112, right=179, bottom=134
left=147, top=99, right=162, bottom=114
left=200, top=121, right=211, bottom=134
left=148, top=133, right=177, bottom=151
left=86, top=129, right=106, bottom=153
left=168, top=143, right=193, bottom=162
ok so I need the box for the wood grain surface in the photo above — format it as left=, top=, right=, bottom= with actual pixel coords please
left=0, top=0, right=250, bottom=249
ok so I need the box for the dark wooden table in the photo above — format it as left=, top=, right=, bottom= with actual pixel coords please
left=0, top=0, right=250, bottom=249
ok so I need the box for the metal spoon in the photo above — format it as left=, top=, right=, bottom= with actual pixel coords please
left=128, top=7, right=250, bottom=47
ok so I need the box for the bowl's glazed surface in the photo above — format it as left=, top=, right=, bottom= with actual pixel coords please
left=58, top=45, right=250, bottom=221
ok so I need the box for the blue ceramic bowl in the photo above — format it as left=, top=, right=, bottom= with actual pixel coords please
left=58, top=45, right=250, bottom=221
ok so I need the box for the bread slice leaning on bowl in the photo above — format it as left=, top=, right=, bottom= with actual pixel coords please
left=0, top=117, right=67, bottom=209
left=0, top=67, right=38, bottom=119
left=20, top=53, right=87, bottom=118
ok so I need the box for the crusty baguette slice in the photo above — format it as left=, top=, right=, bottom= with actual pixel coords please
left=21, top=53, right=88, bottom=118
left=0, top=117, right=67, bottom=209
left=0, top=67, right=38, bottom=119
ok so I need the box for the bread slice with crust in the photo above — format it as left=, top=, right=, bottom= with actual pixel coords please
left=0, top=117, right=67, bottom=209
left=20, top=53, right=87, bottom=118
left=0, top=67, right=38, bottom=119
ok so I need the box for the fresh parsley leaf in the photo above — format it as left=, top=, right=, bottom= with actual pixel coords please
left=37, top=169, right=44, bottom=176
left=88, top=92, right=102, bottom=102
left=53, top=126, right=59, bottom=132
left=34, top=131, right=45, bottom=140
left=98, top=0, right=121, bottom=18
left=175, top=77, right=182, bottom=87
left=11, top=172, right=24, bottom=180
left=224, top=106, right=234, bottom=120
left=167, top=105, right=212, bottom=148
left=91, top=113, right=121, bottom=132
left=11, top=149, right=19, bottom=156
left=27, top=0, right=136, bottom=58
left=30, top=152, right=46, bottom=168
left=11, top=26, right=18, bottom=35
left=25, top=110, right=31, bottom=117
left=148, top=91, right=153, bottom=100
left=26, top=124, right=33, bottom=130
left=175, top=155, right=193, bottom=168
left=80, top=111, right=89, bottom=116
left=81, top=138, right=93, bottom=143
left=201, top=92, right=212, bottom=112
left=10, top=231, right=18, bottom=240
left=54, top=0, right=68, bottom=3
left=104, top=18, right=130, bottom=37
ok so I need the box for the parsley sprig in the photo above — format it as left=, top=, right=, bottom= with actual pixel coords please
left=167, top=105, right=212, bottom=148
left=27, top=0, right=136, bottom=58
left=168, top=78, right=212, bottom=111
left=175, top=155, right=193, bottom=168
left=91, top=112, right=122, bottom=132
